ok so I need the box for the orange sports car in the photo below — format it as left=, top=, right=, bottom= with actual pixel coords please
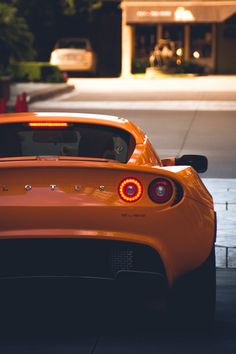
left=0, top=112, right=216, bottom=322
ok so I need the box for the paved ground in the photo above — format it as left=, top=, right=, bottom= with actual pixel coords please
left=8, top=82, right=74, bottom=110
left=51, top=76, right=236, bottom=111
left=10, top=75, right=236, bottom=106
left=0, top=269, right=235, bottom=354
left=67, top=76, right=236, bottom=96
left=33, top=99, right=236, bottom=111
left=203, top=179, right=236, bottom=268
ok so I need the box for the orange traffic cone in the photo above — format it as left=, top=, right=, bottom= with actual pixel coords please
left=0, top=98, right=6, bottom=113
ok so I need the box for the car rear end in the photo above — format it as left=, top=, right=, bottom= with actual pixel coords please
left=50, top=38, right=96, bottom=73
left=0, top=163, right=214, bottom=286
left=0, top=115, right=215, bottom=293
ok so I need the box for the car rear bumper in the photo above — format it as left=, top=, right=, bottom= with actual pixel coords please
left=0, top=239, right=166, bottom=279
left=54, top=62, right=95, bottom=72
left=0, top=238, right=168, bottom=298
left=0, top=196, right=215, bottom=286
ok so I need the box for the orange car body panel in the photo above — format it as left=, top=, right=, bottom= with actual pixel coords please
left=0, top=112, right=215, bottom=286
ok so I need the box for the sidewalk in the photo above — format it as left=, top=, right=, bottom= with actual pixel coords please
left=8, top=82, right=74, bottom=111
left=67, top=75, right=236, bottom=97
left=9, top=75, right=236, bottom=107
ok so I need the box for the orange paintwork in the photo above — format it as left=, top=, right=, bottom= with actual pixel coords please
left=0, top=112, right=215, bottom=286
left=161, top=157, right=176, bottom=167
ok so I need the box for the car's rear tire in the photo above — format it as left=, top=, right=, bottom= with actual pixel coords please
left=169, top=244, right=216, bottom=326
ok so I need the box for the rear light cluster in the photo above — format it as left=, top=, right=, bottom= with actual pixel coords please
left=118, top=177, right=182, bottom=204
left=148, top=178, right=173, bottom=203
left=118, top=178, right=143, bottom=202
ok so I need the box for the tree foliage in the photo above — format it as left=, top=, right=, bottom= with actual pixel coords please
left=62, top=0, right=103, bottom=15
left=0, top=2, right=35, bottom=73
left=0, top=0, right=119, bottom=71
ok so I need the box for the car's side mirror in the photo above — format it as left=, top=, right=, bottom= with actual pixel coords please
left=175, top=155, right=208, bottom=173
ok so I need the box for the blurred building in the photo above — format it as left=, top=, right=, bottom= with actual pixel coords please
left=121, top=0, right=236, bottom=75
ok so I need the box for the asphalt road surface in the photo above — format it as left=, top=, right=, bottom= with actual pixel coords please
left=0, top=270, right=235, bottom=353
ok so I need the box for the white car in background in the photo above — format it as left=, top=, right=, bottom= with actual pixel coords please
left=50, top=38, right=97, bottom=74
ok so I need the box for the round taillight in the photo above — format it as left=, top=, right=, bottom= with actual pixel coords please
left=148, top=178, right=173, bottom=203
left=118, top=178, right=143, bottom=202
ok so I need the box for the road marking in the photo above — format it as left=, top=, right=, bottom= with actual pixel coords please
left=30, top=100, right=236, bottom=111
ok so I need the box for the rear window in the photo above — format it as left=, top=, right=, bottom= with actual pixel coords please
left=0, top=123, right=135, bottom=163
left=56, top=39, right=88, bottom=49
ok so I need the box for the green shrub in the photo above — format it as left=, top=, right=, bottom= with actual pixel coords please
left=10, top=62, right=66, bottom=83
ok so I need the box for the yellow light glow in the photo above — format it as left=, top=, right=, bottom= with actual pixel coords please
left=175, top=7, right=195, bottom=21
left=193, top=51, right=200, bottom=59
left=119, top=178, right=143, bottom=202
left=176, top=48, right=183, bottom=57
left=176, top=59, right=182, bottom=65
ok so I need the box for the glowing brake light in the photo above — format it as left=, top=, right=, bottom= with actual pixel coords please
left=148, top=178, right=173, bottom=203
left=118, top=178, right=143, bottom=202
left=28, top=122, right=68, bottom=128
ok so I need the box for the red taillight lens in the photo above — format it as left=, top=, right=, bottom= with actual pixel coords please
left=118, top=178, right=143, bottom=202
left=148, top=178, right=173, bottom=203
